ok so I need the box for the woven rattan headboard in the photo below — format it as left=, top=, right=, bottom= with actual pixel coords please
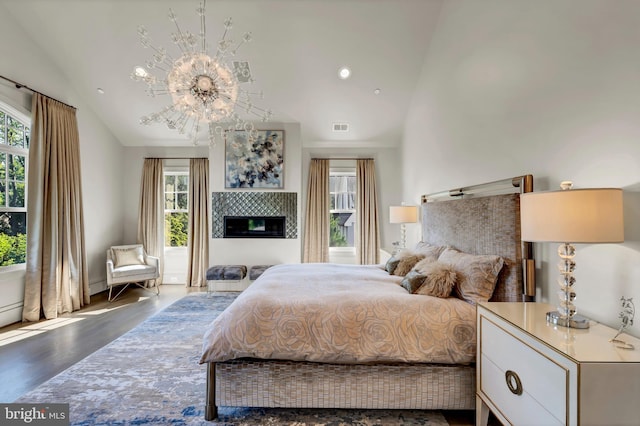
left=421, top=175, right=534, bottom=302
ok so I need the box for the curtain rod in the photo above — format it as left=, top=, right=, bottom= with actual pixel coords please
left=312, top=157, right=374, bottom=160
left=0, top=74, right=77, bottom=110
left=145, top=157, right=208, bottom=160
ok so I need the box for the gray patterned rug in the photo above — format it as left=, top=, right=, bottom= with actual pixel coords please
left=16, top=292, right=449, bottom=425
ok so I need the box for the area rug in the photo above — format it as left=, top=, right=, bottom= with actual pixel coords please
left=16, top=293, right=449, bottom=425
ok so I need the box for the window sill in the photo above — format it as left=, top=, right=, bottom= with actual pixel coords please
left=0, top=263, right=26, bottom=274
left=329, top=247, right=355, bottom=253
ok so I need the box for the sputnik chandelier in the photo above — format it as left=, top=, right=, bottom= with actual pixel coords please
left=131, top=0, right=271, bottom=146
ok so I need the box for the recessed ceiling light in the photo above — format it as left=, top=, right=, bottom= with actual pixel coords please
left=97, top=88, right=105, bottom=94
left=373, top=88, right=381, bottom=95
left=338, top=67, right=351, bottom=80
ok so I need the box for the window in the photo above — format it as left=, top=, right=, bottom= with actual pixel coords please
left=329, top=171, right=356, bottom=248
left=0, top=103, right=30, bottom=268
left=164, top=171, right=188, bottom=247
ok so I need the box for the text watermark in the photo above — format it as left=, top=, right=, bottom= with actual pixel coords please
left=1, top=404, right=69, bottom=425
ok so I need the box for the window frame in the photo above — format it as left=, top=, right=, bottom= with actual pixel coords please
left=0, top=100, right=30, bottom=271
left=329, top=168, right=356, bottom=251
left=163, top=169, right=189, bottom=248
left=163, top=170, right=189, bottom=214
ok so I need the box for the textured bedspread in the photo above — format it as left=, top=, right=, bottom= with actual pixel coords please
left=200, top=263, right=476, bottom=365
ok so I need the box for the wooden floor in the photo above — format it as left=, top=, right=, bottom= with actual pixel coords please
left=0, top=285, right=480, bottom=425
left=0, top=285, right=195, bottom=402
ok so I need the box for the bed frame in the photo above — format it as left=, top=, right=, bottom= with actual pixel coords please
left=204, top=174, right=534, bottom=420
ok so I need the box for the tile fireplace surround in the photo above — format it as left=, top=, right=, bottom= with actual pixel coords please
left=212, top=191, right=297, bottom=239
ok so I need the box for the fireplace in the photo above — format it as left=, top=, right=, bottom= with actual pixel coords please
left=223, top=216, right=286, bottom=239
left=212, top=192, right=297, bottom=239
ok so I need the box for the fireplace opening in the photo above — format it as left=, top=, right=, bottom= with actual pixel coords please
left=224, top=216, right=286, bottom=238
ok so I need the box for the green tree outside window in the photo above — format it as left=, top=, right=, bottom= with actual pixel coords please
left=0, top=104, right=29, bottom=267
left=164, top=171, right=189, bottom=247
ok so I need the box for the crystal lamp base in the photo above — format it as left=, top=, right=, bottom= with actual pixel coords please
left=546, top=310, right=590, bottom=329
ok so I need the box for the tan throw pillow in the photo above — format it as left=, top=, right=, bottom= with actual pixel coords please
left=413, top=242, right=446, bottom=263
left=411, top=256, right=438, bottom=274
left=414, top=261, right=457, bottom=298
left=385, top=248, right=419, bottom=274
left=393, top=254, right=425, bottom=276
left=438, top=248, right=504, bottom=305
left=113, top=246, right=145, bottom=268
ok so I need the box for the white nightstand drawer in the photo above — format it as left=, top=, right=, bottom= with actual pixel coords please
left=481, top=354, right=562, bottom=425
left=480, top=317, right=568, bottom=424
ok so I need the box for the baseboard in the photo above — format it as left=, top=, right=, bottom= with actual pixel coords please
left=0, top=268, right=26, bottom=328
left=0, top=280, right=108, bottom=329
left=0, top=301, right=23, bottom=328
left=90, top=280, right=107, bottom=296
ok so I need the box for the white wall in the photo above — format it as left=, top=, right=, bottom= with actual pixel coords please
left=209, top=123, right=303, bottom=272
left=77, top=105, right=128, bottom=295
left=402, top=0, right=640, bottom=336
left=0, top=4, right=125, bottom=326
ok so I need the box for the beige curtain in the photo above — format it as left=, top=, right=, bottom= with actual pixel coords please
left=137, top=158, right=164, bottom=285
left=186, top=158, right=209, bottom=287
left=356, top=159, right=380, bottom=264
left=23, top=93, right=89, bottom=322
left=303, top=159, right=329, bottom=263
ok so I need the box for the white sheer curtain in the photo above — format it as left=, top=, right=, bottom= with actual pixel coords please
left=138, top=158, right=164, bottom=286
left=356, top=159, right=380, bottom=264
left=303, top=159, right=329, bottom=263
left=23, top=93, right=89, bottom=322
left=187, top=158, right=209, bottom=287
left=331, top=175, right=355, bottom=210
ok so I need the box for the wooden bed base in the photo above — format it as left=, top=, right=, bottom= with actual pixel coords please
left=204, top=174, right=534, bottom=421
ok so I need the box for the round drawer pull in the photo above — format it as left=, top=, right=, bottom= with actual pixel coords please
left=505, top=370, right=523, bottom=395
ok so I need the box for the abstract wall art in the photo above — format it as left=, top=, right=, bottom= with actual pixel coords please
left=225, top=130, right=284, bottom=188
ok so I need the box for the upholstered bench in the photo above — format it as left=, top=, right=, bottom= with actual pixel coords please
left=206, top=265, right=247, bottom=294
left=249, top=265, right=274, bottom=281
left=206, top=265, right=247, bottom=281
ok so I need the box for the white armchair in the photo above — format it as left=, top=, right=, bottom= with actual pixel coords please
left=106, top=244, right=160, bottom=302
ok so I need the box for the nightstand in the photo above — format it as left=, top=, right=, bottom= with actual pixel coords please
left=476, top=302, right=640, bottom=426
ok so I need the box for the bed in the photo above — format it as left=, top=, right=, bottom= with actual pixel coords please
left=200, top=174, right=534, bottom=420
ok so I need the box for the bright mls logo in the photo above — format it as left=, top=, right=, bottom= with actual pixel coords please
left=1, top=404, right=69, bottom=425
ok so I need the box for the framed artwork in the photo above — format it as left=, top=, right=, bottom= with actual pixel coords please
left=225, top=130, right=284, bottom=189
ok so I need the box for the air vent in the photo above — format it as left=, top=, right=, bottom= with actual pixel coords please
left=332, top=123, right=349, bottom=132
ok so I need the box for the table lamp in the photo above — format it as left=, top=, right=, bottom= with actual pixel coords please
left=389, top=205, right=418, bottom=249
left=520, top=183, right=624, bottom=329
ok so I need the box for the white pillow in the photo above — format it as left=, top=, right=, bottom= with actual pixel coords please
left=112, top=246, right=145, bottom=267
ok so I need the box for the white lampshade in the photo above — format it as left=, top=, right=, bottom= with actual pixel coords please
left=520, top=188, right=624, bottom=243
left=389, top=205, right=418, bottom=224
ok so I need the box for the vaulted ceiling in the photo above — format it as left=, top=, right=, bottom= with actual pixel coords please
left=3, top=0, right=443, bottom=147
